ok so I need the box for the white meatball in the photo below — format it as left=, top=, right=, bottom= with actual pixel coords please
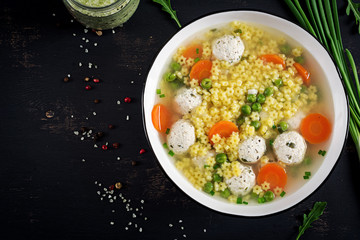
left=287, top=111, right=305, bottom=130
left=273, top=131, right=307, bottom=165
left=212, top=35, right=245, bottom=64
left=167, top=119, right=195, bottom=155
left=226, top=163, right=256, bottom=196
left=238, top=136, right=266, bottom=164
left=174, top=87, right=202, bottom=115
left=192, top=151, right=215, bottom=169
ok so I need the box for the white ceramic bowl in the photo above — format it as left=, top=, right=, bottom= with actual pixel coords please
left=143, top=11, right=348, bottom=216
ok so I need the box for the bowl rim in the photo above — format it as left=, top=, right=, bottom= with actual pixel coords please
left=142, top=10, right=349, bottom=217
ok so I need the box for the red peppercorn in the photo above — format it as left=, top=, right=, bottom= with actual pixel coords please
left=112, top=142, right=120, bottom=149
left=93, top=78, right=100, bottom=83
left=102, top=145, right=108, bottom=150
left=124, top=97, right=131, bottom=103
left=139, top=149, right=146, bottom=154
left=108, top=124, right=115, bottom=129
left=85, top=85, right=92, bottom=90
left=108, top=185, right=114, bottom=191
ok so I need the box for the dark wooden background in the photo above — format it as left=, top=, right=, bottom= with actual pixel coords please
left=1, top=0, right=359, bottom=239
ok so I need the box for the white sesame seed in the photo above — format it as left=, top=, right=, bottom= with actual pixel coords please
left=131, top=81, right=134, bottom=84
left=139, top=228, right=142, bottom=232
left=85, top=117, right=89, bottom=120
left=141, top=200, right=144, bottom=204
left=179, top=220, right=183, bottom=223
left=94, top=43, right=98, bottom=46
left=82, top=37, right=85, bottom=40
left=135, top=224, right=138, bottom=228
left=73, top=33, right=76, bottom=36
left=81, top=159, right=85, bottom=162
left=132, top=213, right=136, bottom=218
left=204, top=229, right=207, bottom=232
left=109, top=199, right=114, bottom=203
left=94, top=144, right=98, bottom=148
left=94, top=65, right=98, bottom=69
left=183, top=235, right=186, bottom=238
left=71, top=19, right=74, bottom=23
left=169, top=224, right=173, bottom=227
left=181, top=226, right=184, bottom=230
left=144, top=217, right=147, bottom=220
left=112, top=29, right=115, bottom=34
left=80, top=137, right=84, bottom=140
left=117, top=100, right=121, bottom=105
left=125, top=227, right=128, bottom=230
left=67, top=74, right=71, bottom=77
left=110, top=221, right=114, bottom=225
left=93, top=112, right=97, bottom=116
left=73, top=131, right=79, bottom=135
left=97, top=191, right=100, bottom=195
left=135, top=208, right=138, bottom=211
left=85, top=49, right=88, bottom=53
left=138, top=73, right=141, bottom=76
left=79, top=62, right=82, bottom=67
left=84, top=29, right=88, bottom=33
left=112, top=210, right=115, bottom=213
left=80, top=45, right=83, bottom=48
left=105, top=142, right=109, bottom=145
left=100, top=197, right=103, bottom=200
left=98, top=183, right=102, bottom=186
left=71, top=115, right=74, bottom=118
left=85, top=39, right=89, bottom=43
left=126, top=115, right=129, bottom=120
left=128, top=222, right=132, bottom=225
left=117, top=157, right=121, bottom=160
left=52, top=13, right=56, bottom=16
left=94, top=181, right=98, bottom=184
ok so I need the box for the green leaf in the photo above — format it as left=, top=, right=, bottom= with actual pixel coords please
left=296, top=202, right=327, bottom=240
left=153, top=0, right=182, bottom=28
left=346, top=0, right=360, bottom=34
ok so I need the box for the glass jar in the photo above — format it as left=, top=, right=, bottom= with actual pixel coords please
left=63, top=0, right=140, bottom=30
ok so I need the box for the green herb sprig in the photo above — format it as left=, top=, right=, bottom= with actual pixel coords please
left=296, top=202, right=327, bottom=240
left=346, top=0, right=360, bottom=34
left=153, top=0, right=182, bottom=28
left=284, top=0, right=360, bottom=162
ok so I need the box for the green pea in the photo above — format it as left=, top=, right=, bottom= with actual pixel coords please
left=274, top=78, right=283, bottom=87
left=247, top=94, right=257, bottom=103
left=250, top=120, right=261, bottom=130
left=200, top=78, right=212, bottom=90
left=213, top=173, right=222, bottom=182
left=264, top=191, right=275, bottom=202
left=294, top=56, right=305, bottom=64
left=264, top=87, right=274, bottom=97
left=278, top=121, right=288, bottom=133
left=279, top=44, right=291, bottom=55
left=258, top=197, right=266, bottom=204
left=203, top=182, right=214, bottom=193
left=169, top=80, right=184, bottom=90
left=241, top=105, right=252, bottom=115
left=257, top=94, right=266, bottom=104
left=215, top=153, right=227, bottom=164
left=171, top=62, right=181, bottom=71
left=251, top=102, right=262, bottom=112
left=164, top=72, right=176, bottom=82
left=237, top=116, right=245, bottom=126
left=220, top=188, right=231, bottom=198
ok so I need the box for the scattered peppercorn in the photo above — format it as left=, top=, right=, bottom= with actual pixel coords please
left=85, top=85, right=92, bottom=90
left=84, top=77, right=90, bottom=82
left=102, top=145, right=108, bottom=150
left=63, top=76, right=70, bottom=82
left=93, top=78, right=100, bottom=83
left=94, top=99, right=100, bottom=104
left=124, top=97, right=131, bottom=103
left=108, top=124, right=115, bottom=129
left=97, top=132, right=104, bottom=138
left=45, top=110, right=55, bottom=118
left=115, top=182, right=122, bottom=189
left=109, top=185, right=114, bottom=190
left=95, top=30, right=103, bottom=36
left=112, top=142, right=120, bottom=149
left=80, top=127, right=88, bottom=133
left=139, top=149, right=146, bottom=154
left=131, top=161, right=137, bottom=166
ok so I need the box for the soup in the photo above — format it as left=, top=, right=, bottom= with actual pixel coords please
left=151, top=22, right=332, bottom=204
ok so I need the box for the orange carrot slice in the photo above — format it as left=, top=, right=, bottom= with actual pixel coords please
left=293, top=62, right=311, bottom=86
left=257, top=163, right=287, bottom=189
left=208, top=121, right=239, bottom=144
left=189, top=60, right=212, bottom=82
left=183, top=44, right=203, bottom=59
left=260, top=54, right=286, bottom=68
left=300, top=113, right=332, bottom=144
left=151, top=104, right=171, bottom=133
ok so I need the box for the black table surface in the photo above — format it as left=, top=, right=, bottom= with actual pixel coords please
left=1, top=0, right=360, bottom=239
